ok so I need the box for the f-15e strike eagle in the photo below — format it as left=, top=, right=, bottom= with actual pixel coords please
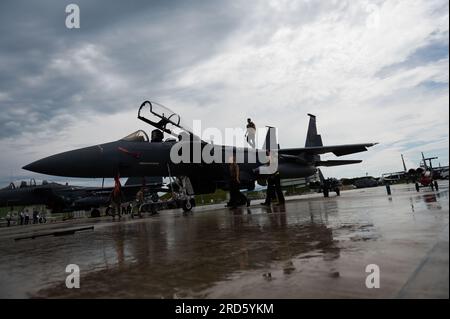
left=24, top=101, right=377, bottom=209
left=0, top=177, right=166, bottom=217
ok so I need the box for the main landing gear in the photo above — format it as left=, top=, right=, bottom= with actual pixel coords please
left=323, top=185, right=340, bottom=198
left=167, top=164, right=196, bottom=212
left=173, top=176, right=196, bottom=212
left=415, top=180, right=439, bottom=192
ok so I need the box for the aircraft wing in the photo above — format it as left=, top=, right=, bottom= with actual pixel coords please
left=279, top=143, right=377, bottom=157
left=316, top=160, right=362, bottom=166
left=81, top=185, right=170, bottom=196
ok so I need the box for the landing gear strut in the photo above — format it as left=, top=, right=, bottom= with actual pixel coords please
left=167, top=165, right=196, bottom=212
left=176, top=176, right=196, bottom=212
left=415, top=180, right=439, bottom=192
left=434, top=180, right=439, bottom=191
left=181, top=198, right=196, bottom=212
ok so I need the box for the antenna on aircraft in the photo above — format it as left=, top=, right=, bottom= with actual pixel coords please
left=421, top=152, right=438, bottom=170
left=401, top=154, right=407, bottom=172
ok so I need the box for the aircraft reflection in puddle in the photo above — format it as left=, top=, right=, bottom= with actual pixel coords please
left=409, top=189, right=447, bottom=212
left=32, top=207, right=340, bottom=298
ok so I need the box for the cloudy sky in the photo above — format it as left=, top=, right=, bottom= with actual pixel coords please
left=0, top=0, right=448, bottom=186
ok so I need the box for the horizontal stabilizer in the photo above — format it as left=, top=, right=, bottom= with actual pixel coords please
left=316, top=160, right=362, bottom=167
left=280, top=143, right=377, bottom=157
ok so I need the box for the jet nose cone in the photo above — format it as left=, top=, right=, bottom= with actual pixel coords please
left=22, top=161, right=43, bottom=173
left=23, top=154, right=72, bottom=176
left=22, top=145, right=117, bottom=177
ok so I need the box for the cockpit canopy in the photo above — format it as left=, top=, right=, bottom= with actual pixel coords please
left=4, top=179, right=39, bottom=190
left=149, top=101, right=181, bottom=127
left=138, top=101, right=198, bottom=139
left=121, top=130, right=149, bottom=142
left=121, top=101, right=206, bottom=144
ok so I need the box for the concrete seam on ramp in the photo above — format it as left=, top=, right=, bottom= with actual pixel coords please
left=397, top=223, right=449, bottom=299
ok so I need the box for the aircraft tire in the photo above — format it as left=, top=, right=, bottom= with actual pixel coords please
left=105, top=207, right=113, bottom=216
left=151, top=193, right=159, bottom=203
left=182, top=199, right=193, bottom=212
left=91, top=209, right=101, bottom=218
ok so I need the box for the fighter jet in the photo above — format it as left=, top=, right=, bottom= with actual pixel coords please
left=0, top=177, right=166, bottom=217
left=24, top=101, right=377, bottom=210
left=407, top=153, right=440, bottom=192
left=0, top=179, right=72, bottom=211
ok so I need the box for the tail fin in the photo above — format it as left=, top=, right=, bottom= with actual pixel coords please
left=262, top=126, right=279, bottom=151
left=421, top=152, right=428, bottom=169
left=401, top=154, right=407, bottom=172
left=305, top=114, right=323, bottom=147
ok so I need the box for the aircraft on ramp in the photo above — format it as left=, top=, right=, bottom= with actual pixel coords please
left=23, top=101, right=377, bottom=210
left=407, top=153, right=441, bottom=192
left=0, top=177, right=166, bottom=217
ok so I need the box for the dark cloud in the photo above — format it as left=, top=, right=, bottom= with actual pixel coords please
left=0, top=0, right=245, bottom=138
left=0, top=0, right=448, bottom=184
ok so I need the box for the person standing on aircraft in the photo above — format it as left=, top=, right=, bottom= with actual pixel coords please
left=263, top=151, right=285, bottom=206
left=245, top=118, right=256, bottom=148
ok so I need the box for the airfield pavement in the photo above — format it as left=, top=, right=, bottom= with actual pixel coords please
left=0, top=181, right=448, bottom=298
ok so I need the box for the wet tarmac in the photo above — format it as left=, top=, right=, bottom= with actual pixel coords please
left=0, top=182, right=448, bottom=298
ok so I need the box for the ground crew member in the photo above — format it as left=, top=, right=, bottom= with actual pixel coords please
left=32, top=210, right=38, bottom=224
left=263, top=150, right=285, bottom=206
left=135, top=187, right=144, bottom=218
left=24, top=210, right=30, bottom=225
left=228, top=155, right=240, bottom=207
left=228, top=155, right=250, bottom=208
left=6, top=213, right=11, bottom=227
left=110, top=175, right=124, bottom=221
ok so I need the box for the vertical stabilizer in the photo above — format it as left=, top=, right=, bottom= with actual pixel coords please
left=305, top=114, right=323, bottom=147
left=401, top=154, right=407, bottom=172
left=421, top=152, right=428, bottom=169
left=263, top=126, right=279, bottom=151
